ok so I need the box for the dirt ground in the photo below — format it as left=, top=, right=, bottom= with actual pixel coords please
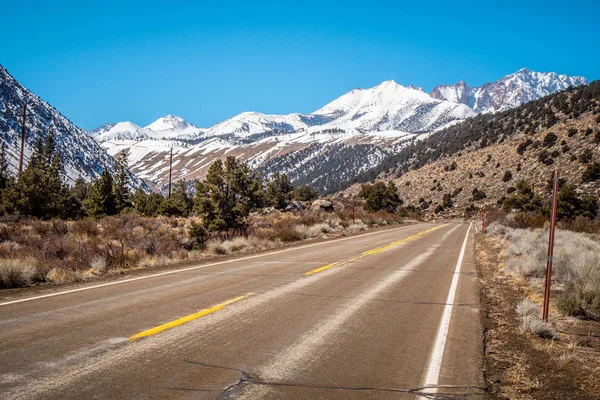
left=476, top=233, right=600, bottom=399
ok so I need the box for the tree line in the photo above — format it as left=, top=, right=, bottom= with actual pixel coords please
left=0, top=134, right=318, bottom=227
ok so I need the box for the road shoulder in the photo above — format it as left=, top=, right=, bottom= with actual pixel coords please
left=476, top=232, right=600, bottom=400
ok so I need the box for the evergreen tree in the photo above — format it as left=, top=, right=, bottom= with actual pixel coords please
left=159, top=180, right=192, bottom=216
left=0, top=142, right=10, bottom=190
left=2, top=128, right=70, bottom=219
left=194, top=157, right=263, bottom=235
left=85, top=170, right=117, bottom=217
left=113, top=151, right=132, bottom=212
left=293, top=185, right=318, bottom=202
left=265, top=172, right=293, bottom=209
left=358, top=181, right=402, bottom=212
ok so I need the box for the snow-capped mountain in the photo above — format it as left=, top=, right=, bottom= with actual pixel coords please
left=144, top=115, right=203, bottom=139
left=0, top=64, right=146, bottom=189
left=313, top=80, right=476, bottom=133
left=89, top=121, right=150, bottom=142
left=90, top=67, right=586, bottom=192
left=430, top=68, right=587, bottom=113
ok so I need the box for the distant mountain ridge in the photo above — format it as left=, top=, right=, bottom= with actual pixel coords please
left=430, top=68, right=587, bottom=113
left=90, top=68, right=586, bottom=192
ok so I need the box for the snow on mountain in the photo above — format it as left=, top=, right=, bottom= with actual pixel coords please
left=89, top=121, right=150, bottom=143
left=313, top=80, right=476, bottom=133
left=0, top=64, right=147, bottom=189
left=203, top=111, right=312, bottom=139
left=90, top=68, right=587, bottom=192
left=430, top=68, right=587, bottom=113
left=144, top=115, right=204, bottom=139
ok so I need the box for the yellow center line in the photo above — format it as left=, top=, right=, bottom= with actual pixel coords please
left=128, top=293, right=253, bottom=342
left=305, top=224, right=448, bottom=276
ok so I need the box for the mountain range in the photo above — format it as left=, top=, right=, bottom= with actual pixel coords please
left=91, top=68, right=586, bottom=192
left=0, top=65, right=587, bottom=193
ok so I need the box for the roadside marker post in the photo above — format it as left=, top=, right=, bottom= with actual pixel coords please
left=542, top=170, right=559, bottom=322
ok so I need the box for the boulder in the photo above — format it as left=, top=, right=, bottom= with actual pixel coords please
left=311, top=199, right=334, bottom=212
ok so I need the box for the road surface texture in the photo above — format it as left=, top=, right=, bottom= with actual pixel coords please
left=0, top=222, right=485, bottom=399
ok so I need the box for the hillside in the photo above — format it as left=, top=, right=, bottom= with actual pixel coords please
left=341, top=81, right=600, bottom=216
left=0, top=65, right=146, bottom=189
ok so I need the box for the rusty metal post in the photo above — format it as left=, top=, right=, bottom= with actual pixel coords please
left=542, top=170, right=559, bottom=322
left=168, top=145, right=173, bottom=199
left=18, top=98, right=27, bottom=174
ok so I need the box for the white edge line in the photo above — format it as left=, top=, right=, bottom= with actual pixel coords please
left=421, top=222, right=472, bottom=394
left=0, top=223, right=431, bottom=307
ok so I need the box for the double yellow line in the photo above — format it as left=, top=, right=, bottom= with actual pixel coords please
left=129, top=224, right=446, bottom=342
left=305, top=224, right=446, bottom=276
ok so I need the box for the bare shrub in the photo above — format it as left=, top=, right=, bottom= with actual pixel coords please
left=520, top=315, right=556, bottom=339
left=206, top=239, right=228, bottom=255
left=0, top=259, right=37, bottom=288
left=221, top=237, right=250, bottom=253
left=346, top=222, right=368, bottom=232
left=247, top=236, right=277, bottom=250
left=293, top=225, right=310, bottom=240
left=307, top=223, right=334, bottom=237
left=501, top=227, right=600, bottom=320
left=516, top=299, right=540, bottom=319
left=90, top=257, right=107, bottom=274
left=272, top=221, right=305, bottom=242
left=486, top=222, right=507, bottom=236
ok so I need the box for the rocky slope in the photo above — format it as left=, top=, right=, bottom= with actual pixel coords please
left=0, top=65, right=146, bottom=188
left=343, top=80, right=600, bottom=217
left=430, top=68, right=587, bottom=113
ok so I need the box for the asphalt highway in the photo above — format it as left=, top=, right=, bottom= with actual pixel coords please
left=0, top=222, right=484, bottom=399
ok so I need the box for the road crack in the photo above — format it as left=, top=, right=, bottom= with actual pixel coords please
left=184, top=360, right=486, bottom=399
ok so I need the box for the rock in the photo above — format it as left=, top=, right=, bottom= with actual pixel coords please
left=284, top=201, right=306, bottom=212
left=311, top=199, right=334, bottom=212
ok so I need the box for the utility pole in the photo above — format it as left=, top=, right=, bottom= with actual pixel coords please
left=542, top=170, right=559, bottom=322
left=18, top=98, right=27, bottom=174
left=168, top=144, right=173, bottom=199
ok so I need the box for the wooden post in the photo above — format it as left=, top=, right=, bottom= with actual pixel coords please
left=168, top=145, right=173, bottom=198
left=542, top=170, right=559, bottom=322
left=18, top=98, right=27, bottom=174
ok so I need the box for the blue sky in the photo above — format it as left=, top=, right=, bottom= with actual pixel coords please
left=2, top=0, right=599, bottom=129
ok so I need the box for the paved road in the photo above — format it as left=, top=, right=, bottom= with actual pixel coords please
left=0, top=222, right=485, bottom=399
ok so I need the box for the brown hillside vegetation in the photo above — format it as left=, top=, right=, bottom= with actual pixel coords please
left=390, top=113, right=599, bottom=216
left=343, top=94, right=600, bottom=218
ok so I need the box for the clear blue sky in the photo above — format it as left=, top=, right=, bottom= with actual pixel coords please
left=2, top=0, right=599, bottom=129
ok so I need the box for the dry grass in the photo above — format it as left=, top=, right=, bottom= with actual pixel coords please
left=491, top=224, right=600, bottom=321
left=0, top=258, right=37, bottom=288
left=0, top=205, right=406, bottom=289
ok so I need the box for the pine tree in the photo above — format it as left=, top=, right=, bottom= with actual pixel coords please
left=113, top=151, right=132, bottom=212
left=159, top=180, right=192, bottom=216
left=2, top=127, right=70, bottom=219
left=193, top=156, right=264, bottom=235
left=265, top=172, right=293, bottom=209
left=85, top=170, right=117, bottom=217
left=0, top=142, right=10, bottom=190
